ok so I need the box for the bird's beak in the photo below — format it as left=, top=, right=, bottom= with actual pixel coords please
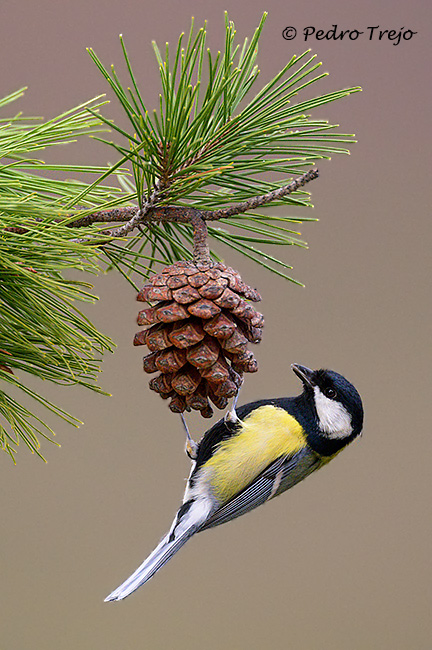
left=291, top=364, right=315, bottom=388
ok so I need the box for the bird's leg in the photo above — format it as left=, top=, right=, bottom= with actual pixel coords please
left=224, top=382, right=243, bottom=430
left=180, top=413, right=198, bottom=460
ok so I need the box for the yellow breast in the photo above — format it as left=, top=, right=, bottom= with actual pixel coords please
left=203, top=405, right=307, bottom=503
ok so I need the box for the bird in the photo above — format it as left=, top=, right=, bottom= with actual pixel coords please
left=104, top=363, right=363, bottom=601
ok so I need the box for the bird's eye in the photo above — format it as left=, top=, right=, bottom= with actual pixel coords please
left=324, top=387, right=337, bottom=399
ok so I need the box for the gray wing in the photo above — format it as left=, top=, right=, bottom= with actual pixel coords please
left=200, top=447, right=321, bottom=532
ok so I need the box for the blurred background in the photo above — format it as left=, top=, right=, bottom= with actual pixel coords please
left=1, top=0, right=431, bottom=648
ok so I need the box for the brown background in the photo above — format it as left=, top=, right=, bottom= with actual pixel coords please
left=1, top=1, right=431, bottom=649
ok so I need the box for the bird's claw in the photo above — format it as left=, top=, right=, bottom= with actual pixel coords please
left=224, top=389, right=242, bottom=431
left=180, top=413, right=198, bottom=460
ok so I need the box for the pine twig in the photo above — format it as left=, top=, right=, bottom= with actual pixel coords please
left=205, top=169, right=319, bottom=219
left=189, top=212, right=210, bottom=265
left=5, top=169, right=319, bottom=263
left=68, top=168, right=318, bottom=240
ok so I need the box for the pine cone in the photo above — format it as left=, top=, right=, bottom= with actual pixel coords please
left=134, top=261, right=264, bottom=417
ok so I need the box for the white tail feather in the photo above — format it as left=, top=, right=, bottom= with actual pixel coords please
left=104, top=497, right=212, bottom=601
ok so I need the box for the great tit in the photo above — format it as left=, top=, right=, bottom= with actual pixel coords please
left=105, top=364, right=363, bottom=601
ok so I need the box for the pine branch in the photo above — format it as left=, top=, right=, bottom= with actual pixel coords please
left=0, top=12, right=360, bottom=461
left=62, top=168, right=318, bottom=229
left=81, top=12, right=359, bottom=280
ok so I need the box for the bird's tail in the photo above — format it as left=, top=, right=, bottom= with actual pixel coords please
left=104, top=497, right=212, bottom=601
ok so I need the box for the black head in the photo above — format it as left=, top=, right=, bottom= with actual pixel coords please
left=292, top=364, right=364, bottom=449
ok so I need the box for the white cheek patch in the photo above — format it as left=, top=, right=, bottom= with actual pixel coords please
left=313, top=387, right=353, bottom=439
